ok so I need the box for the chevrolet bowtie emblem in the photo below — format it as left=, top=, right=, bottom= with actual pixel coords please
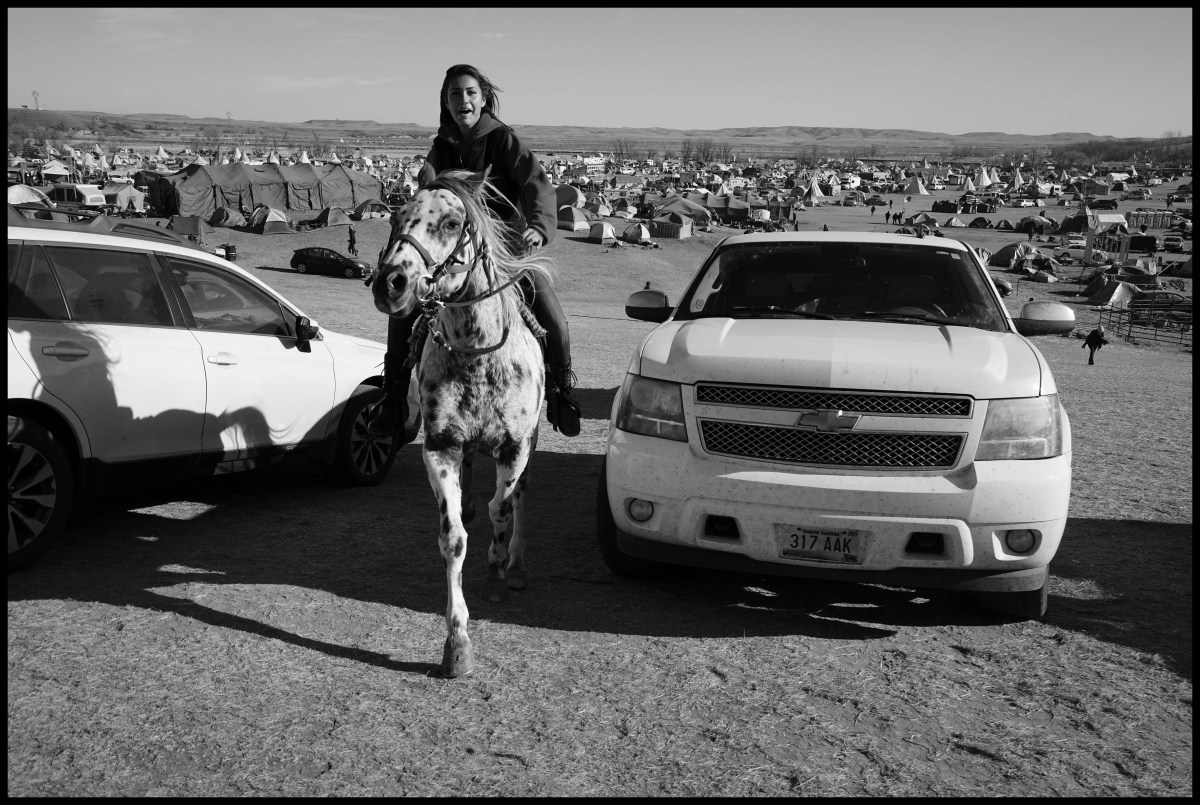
left=796, top=410, right=860, bottom=432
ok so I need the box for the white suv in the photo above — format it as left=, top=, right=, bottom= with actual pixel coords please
left=7, top=204, right=418, bottom=571
left=599, top=232, right=1076, bottom=618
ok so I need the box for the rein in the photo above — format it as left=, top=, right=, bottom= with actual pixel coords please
left=385, top=190, right=535, bottom=360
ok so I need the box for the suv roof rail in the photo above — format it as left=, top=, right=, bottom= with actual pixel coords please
left=7, top=203, right=203, bottom=250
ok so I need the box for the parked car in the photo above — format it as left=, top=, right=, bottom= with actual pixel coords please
left=1086, top=198, right=1119, bottom=210
left=45, top=183, right=107, bottom=212
left=1129, top=289, right=1192, bottom=312
left=1054, top=245, right=1110, bottom=265
left=1009, top=198, right=1036, bottom=208
left=864, top=195, right=887, bottom=207
left=290, top=247, right=373, bottom=279
left=8, top=202, right=420, bottom=572
left=841, top=197, right=860, bottom=207
left=599, top=231, right=1076, bottom=619
left=1122, top=189, right=1151, bottom=201
left=1162, top=235, right=1185, bottom=252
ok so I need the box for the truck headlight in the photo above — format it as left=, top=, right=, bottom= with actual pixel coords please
left=615, top=374, right=687, bottom=442
left=977, top=395, right=1064, bottom=460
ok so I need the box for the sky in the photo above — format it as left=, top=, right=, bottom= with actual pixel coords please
left=7, top=7, right=1193, bottom=140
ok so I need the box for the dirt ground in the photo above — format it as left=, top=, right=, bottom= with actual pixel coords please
left=7, top=179, right=1193, bottom=796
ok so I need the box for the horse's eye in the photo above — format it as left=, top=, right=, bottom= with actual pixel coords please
left=445, top=218, right=461, bottom=232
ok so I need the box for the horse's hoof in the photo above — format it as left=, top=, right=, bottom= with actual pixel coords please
left=440, top=637, right=474, bottom=678
left=506, top=569, right=527, bottom=590
left=462, top=500, right=476, bottom=524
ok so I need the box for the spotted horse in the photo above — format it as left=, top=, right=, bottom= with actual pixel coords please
left=372, top=170, right=555, bottom=677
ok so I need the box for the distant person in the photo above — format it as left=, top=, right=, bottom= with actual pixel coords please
left=1083, top=325, right=1108, bottom=365
left=888, top=199, right=894, bottom=211
left=870, top=205, right=876, bottom=217
left=822, top=224, right=828, bottom=231
left=347, top=224, right=358, bottom=256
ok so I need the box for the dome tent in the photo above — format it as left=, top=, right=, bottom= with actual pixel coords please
left=621, top=222, right=651, bottom=243
left=247, top=205, right=295, bottom=235
left=557, top=205, right=593, bottom=231
left=312, top=206, right=352, bottom=227
left=587, top=221, right=618, bottom=244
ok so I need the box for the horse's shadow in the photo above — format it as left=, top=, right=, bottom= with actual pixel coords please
left=9, top=441, right=1187, bottom=678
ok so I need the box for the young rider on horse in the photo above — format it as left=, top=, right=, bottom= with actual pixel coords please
left=369, top=63, right=581, bottom=438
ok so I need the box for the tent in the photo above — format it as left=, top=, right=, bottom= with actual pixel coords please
left=168, top=215, right=215, bottom=239
left=968, top=216, right=993, bottom=229
left=903, top=175, right=929, bottom=195
left=906, top=212, right=938, bottom=226
left=102, top=182, right=147, bottom=213
left=208, top=206, right=246, bottom=228
left=587, top=221, right=618, bottom=244
left=1017, top=215, right=1055, bottom=235
left=247, top=205, right=295, bottom=235
left=312, top=206, right=352, bottom=227
left=621, top=222, right=651, bottom=243
left=654, top=196, right=713, bottom=225
left=557, top=205, right=592, bottom=231
left=353, top=198, right=391, bottom=219
left=144, top=162, right=384, bottom=219
left=943, top=216, right=967, bottom=228
left=1085, top=279, right=1139, bottom=307
left=989, top=242, right=1046, bottom=268
left=8, top=183, right=54, bottom=206
left=650, top=212, right=693, bottom=239
left=585, top=199, right=613, bottom=217
left=555, top=184, right=586, bottom=209
left=995, top=219, right=1016, bottom=231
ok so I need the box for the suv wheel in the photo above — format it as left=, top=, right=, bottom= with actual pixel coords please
left=326, top=385, right=399, bottom=486
left=8, top=416, right=75, bottom=572
left=295, top=262, right=308, bottom=274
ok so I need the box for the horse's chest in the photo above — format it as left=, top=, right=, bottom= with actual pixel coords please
left=420, top=360, right=539, bottom=446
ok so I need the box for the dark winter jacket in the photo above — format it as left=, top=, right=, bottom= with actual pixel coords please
left=418, top=111, right=556, bottom=245
left=1083, top=328, right=1108, bottom=349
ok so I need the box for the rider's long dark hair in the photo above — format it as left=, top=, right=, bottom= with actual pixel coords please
left=439, top=64, right=503, bottom=131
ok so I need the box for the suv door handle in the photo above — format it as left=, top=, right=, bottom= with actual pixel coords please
left=42, top=342, right=90, bottom=360
left=206, top=352, right=239, bottom=366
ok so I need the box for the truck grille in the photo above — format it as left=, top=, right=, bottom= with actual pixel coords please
left=699, top=420, right=964, bottom=469
left=695, top=384, right=972, bottom=418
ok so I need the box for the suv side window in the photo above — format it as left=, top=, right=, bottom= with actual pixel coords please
left=8, top=243, right=71, bottom=321
left=44, top=245, right=173, bottom=326
left=165, top=258, right=290, bottom=336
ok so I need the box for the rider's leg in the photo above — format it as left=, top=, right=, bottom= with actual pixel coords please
left=367, top=313, right=415, bottom=436
left=527, top=271, right=581, bottom=437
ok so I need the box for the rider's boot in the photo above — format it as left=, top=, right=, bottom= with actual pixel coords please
left=367, top=364, right=412, bottom=437
left=545, top=362, right=582, bottom=437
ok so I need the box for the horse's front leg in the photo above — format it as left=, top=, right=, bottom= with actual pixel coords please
left=488, top=432, right=535, bottom=594
left=424, top=444, right=474, bottom=677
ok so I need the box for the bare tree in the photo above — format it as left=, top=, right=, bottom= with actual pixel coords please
left=715, top=141, right=734, bottom=163
left=679, top=138, right=694, bottom=165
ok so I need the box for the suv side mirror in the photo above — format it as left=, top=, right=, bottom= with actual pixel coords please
left=1013, top=301, right=1076, bottom=336
left=626, top=288, right=673, bottom=323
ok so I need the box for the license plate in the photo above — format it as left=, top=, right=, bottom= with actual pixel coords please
left=777, top=524, right=866, bottom=564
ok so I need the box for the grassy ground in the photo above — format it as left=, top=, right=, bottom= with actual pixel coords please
left=6, top=178, right=1193, bottom=796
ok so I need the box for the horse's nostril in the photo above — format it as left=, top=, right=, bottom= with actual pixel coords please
left=388, top=273, right=407, bottom=294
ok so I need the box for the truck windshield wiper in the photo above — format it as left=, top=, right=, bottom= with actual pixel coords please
left=726, top=305, right=836, bottom=319
left=858, top=310, right=958, bottom=326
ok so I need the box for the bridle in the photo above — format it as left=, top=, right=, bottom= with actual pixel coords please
left=382, top=187, right=533, bottom=357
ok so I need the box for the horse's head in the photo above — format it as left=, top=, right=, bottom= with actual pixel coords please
left=372, top=170, right=491, bottom=317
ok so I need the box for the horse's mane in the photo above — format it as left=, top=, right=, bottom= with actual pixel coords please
left=423, top=171, right=555, bottom=306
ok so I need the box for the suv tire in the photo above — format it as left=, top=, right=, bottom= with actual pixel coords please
left=8, top=416, right=75, bottom=573
left=326, top=385, right=399, bottom=486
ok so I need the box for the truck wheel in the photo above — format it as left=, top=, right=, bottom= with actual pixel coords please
left=975, top=584, right=1048, bottom=619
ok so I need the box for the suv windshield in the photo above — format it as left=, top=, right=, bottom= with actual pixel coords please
left=674, top=240, right=1009, bottom=331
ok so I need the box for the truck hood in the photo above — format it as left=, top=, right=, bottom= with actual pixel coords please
left=637, top=318, right=1051, bottom=399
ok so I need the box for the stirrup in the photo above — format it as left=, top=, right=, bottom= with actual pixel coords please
left=546, top=366, right=581, bottom=437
